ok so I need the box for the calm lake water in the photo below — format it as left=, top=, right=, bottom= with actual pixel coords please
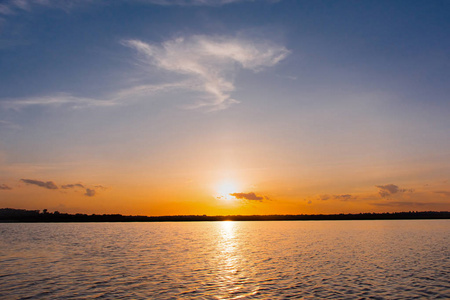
left=0, top=220, right=449, bottom=299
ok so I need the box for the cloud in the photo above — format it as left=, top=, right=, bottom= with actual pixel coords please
left=333, top=194, right=356, bottom=201
left=2, top=35, right=288, bottom=111
left=94, top=185, right=107, bottom=190
left=376, top=184, right=399, bottom=197
left=21, top=178, right=58, bottom=189
left=0, top=0, right=278, bottom=16
left=317, top=194, right=357, bottom=201
left=371, top=201, right=442, bottom=207
left=136, top=0, right=255, bottom=6
left=123, top=35, right=289, bottom=110
left=0, top=0, right=213, bottom=15
left=0, top=4, right=15, bottom=15
left=434, top=191, right=450, bottom=197
left=0, top=120, right=21, bottom=130
left=2, top=93, right=116, bottom=110
left=18, top=178, right=103, bottom=196
left=0, top=0, right=94, bottom=16
left=61, top=183, right=85, bottom=189
left=0, top=184, right=12, bottom=190
left=318, top=194, right=330, bottom=201
left=62, top=183, right=103, bottom=197
left=1, top=84, right=185, bottom=110
left=84, top=188, right=95, bottom=197
left=375, top=184, right=414, bottom=198
left=230, top=192, right=264, bottom=201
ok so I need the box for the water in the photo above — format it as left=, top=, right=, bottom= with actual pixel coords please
left=0, top=220, right=449, bottom=299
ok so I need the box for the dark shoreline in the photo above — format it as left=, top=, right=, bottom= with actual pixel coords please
left=1, top=208, right=449, bottom=222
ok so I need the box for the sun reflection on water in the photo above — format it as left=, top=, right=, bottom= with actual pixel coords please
left=218, top=221, right=237, bottom=274
left=213, top=221, right=260, bottom=299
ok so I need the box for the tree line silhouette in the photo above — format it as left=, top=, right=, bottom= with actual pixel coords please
left=1, top=208, right=449, bottom=222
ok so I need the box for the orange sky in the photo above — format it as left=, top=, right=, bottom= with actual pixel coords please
left=0, top=1, right=449, bottom=215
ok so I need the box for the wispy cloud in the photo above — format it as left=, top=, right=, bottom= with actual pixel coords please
left=0, top=0, right=96, bottom=16
left=371, top=201, right=442, bottom=207
left=94, top=185, right=107, bottom=190
left=61, top=182, right=97, bottom=197
left=434, top=191, right=450, bottom=197
left=230, top=192, right=266, bottom=201
left=136, top=0, right=257, bottom=6
left=318, top=194, right=330, bottom=201
left=1, top=35, right=288, bottom=111
left=317, top=194, right=357, bottom=201
left=0, top=0, right=277, bottom=16
left=0, top=183, right=12, bottom=190
left=1, top=93, right=116, bottom=110
left=61, top=183, right=85, bottom=189
left=333, top=194, right=356, bottom=201
left=21, top=178, right=58, bottom=189
left=0, top=120, right=21, bottom=130
left=0, top=84, right=186, bottom=110
left=84, top=188, right=95, bottom=197
left=0, top=4, right=15, bottom=15
left=375, top=184, right=414, bottom=198
left=19, top=178, right=104, bottom=197
left=123, top=35, right=289, bottom=110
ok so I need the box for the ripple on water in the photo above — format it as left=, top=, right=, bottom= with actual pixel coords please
left=0, top=220, right=449, bottom=299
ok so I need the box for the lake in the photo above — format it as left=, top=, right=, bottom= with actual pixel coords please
left=0, top=220, right=449, bottom=299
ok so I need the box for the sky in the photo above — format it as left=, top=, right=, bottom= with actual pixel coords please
left=0, top=0, right=449, bottom=215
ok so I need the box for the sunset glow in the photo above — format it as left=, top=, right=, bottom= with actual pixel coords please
left=0, top=0, right=449, bottom=216
left=216, top=180, right=239, bottom=201
left=1, top=2, right=449, bottom=299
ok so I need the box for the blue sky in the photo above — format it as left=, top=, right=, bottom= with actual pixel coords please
left=0, top=0, right=449, bottom=214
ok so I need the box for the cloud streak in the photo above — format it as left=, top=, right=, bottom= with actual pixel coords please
left=0, top=184, right=12, bottom=190
left=333, top=194, right=356, bottom=201
left=19, top=178, right=104, bottom=197
left=0, top=83, right=190, bottom=110
left=123, top=35, right=289, bottom=110
left=1, top=35, right=288, bottom=111
left=61, top=183, right=85, bottom=189
left=0, top=0, right=81, bottom=16
left=317, top=194, right=357, bottom=201
left=0, top=120, right=21, bottom=130
left=434, top=191, right=450, bottom=197
left=84, top=188, right=95, bottom=197
left=62, top=182, right=97, bottom=197
left=230, top=192, right=265, bottom=201
left=136, top=0, right=257, bottom=6
left=376, top=184, right=414, bottom=198
left=21, top=179, right=58, bottom=189
left=371, top=201, right=442, bottom=207
left=0, top=0, right=265, bottom=16
left=1, top=93, right=116, bottom=110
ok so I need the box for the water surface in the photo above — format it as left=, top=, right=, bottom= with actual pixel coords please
left=0, top=220, right=449, bottom=299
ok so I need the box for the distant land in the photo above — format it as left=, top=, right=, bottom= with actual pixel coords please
left=1, top=208, right=449, bottom=222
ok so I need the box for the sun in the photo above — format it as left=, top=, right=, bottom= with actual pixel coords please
left=216, top=180, right=239, bottom=201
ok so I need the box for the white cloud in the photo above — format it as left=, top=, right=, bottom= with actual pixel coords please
left=0, top=0, right=274, bottom=15
left=0, top=82, right=192, bottom=110
left=1, top=93, right=116, bottom=110
left=145, top=0, right=283, bottom=6
left=0, top=4, right=15, bottom=15
left=0, top=120, right=21, bottom=130
left=136, top=0, right=252, bottom=5
left=1, top=35, right=288, bottom=111
left=123, top=35, right=289, bottom=110
left=0, top=0, right=100, bottom=16
left=113, top=82, right=191, bottom=101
